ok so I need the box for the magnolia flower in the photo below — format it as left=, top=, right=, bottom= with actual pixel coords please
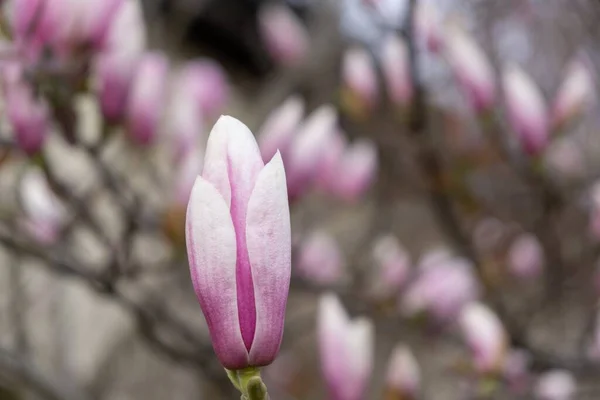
left=381, top=34, right=412, bottom=107
left=415, top=2, right=443, bottom=53
left=552, top=55, right=595, bottom=130
left=185, top=116, right=291, bottom=369
left=258, top=3, right=308, bottom=66
left=126, top=52, right=169, bottom=145
left=175, top=148, right=204, bottom=207
left=94, top=0, right=146, bottom=122
left=401, top=257, right=479, bottom=321
left=459, top=302, right=507, bottom=374
left=286, top=105, right=337, bottom=199
left=20, top=168, right=66, bottom=244
left=507, top=233, right=544, bottom=279
left=445, top=26, right=495, bottom=113
left=328, top=139, right=378, bottom=202
left=342, top=47, right=378, bottom=110
left=178, top=60, right=229, bottom=119
left=385, top=344, right=420, bottom=399
left=535, top=370, right=576, bottom=400
left=371, top=235, right=410, bottom=297
left=258, top=95, right=305, bottom=163
left=502, top=64, right=549, bottom=155
left=315, top=130, right=347, bottom=190
left=297, top=231, right=344, bottom=286
left=318, top=294, right=374, bottom=400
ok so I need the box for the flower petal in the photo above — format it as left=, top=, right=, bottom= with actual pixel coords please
left=246, top=152, right=291, bottom=366
left=185, top=176, right=248, bottom=369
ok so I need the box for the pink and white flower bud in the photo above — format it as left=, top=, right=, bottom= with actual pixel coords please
left=297, top=231, right=344, bottom=286
left=503, top=349, right=531, bottom=393
left=20, top=168, right=66, bottom=244
left=507, top=233, right=544, bottom=279
left=178, top=60, right=229, bottom=119
left=385, top=344, right=420, bottom=399
left=329, top=139, right=378, bottom=202
left=3, top=71, right=49, bottom=156
left=94, top=0, right=146, bottom=122
left=174, top=148, right=204, bottom=207
left=401, top=257, right=479, bottom=321
left=342, top=47, right=378, bottom=109
left=445, top=27, right=495, bottom=113
left=415, top=2, right=443, bottom=53
left=258, top=4, right=309, bottom=67
left=535, top=370, right=576, bottom=400
left=552, top=55, right=595, bottom=130
left=286, top=105, right=337, bottom=199
left=185, top=116, right=291, bottom=369
left=126, top=52, right=169, bottom=146
left=502, top=65, right=549, bottom=155
left=315, top=129, right=347, bottom=191
left=381, top=34, right=412, bottom=107
left=371, top=235, right=410, bottom=296
left=459, top=302, right=507, bottom=374
left=258, top=95, right=305, bottom=163
left=318, top=294, right=374, bottom=400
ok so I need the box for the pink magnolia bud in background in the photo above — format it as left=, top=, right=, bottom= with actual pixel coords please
left=126, top=52, right=169, bottom=146
left=342, top=47, right=378, bottom=110
left=552, top=55, right=595, bottom=130
left=417, top=247, right=454, bottom=270
left=385, top=344, right=420, bottom=399
left=401, top=257, right=479, bottom=321
left=318, top=294, right=374, bottom=400
left=535, top=370, right=576, bottom=400
left=174, top=149, right=203, bottom=207
left=371, top=235, right=410, bottom=296
left=179, top=60, right=229, bottom=119
left=459, top=302, right=507, bottom=374
left=445, top=27, right=495, bottom=113
left=503, top=349, right=531, bottom=394
left=315, top=129, right=347, bottom=191
left=297, top=230, right=344, bottom=286
left=20, top=168, right=66, bottom=244
left=507, top=233, right=544, bottom=279
left=502, top=64, right=549, bottom=155
left=415, top=2, right=443, bottom=53
left=286, top=105, right=337, bottom=199
left=381, top=34, right=413, bottom=107
left=258, top=4, right=309, bottom=67
left=94, top=0, right=146, bottom=122
left=258, top=95, right=305, bottom=163
left=185, top=116, right=291, bottom=369
left=329, top=139, right=378, bottom=202
left=3, top=71, right=49, bottom=156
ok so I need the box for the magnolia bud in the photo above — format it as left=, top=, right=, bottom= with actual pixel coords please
left=318, top=294, right=374, bottom=400
left=459, top=302, right=507, bottom=374
left=371, top=235, right=410, bottom=297
left=342, top=47, right=378, bottom=111
left=258, top=4, right=308, bottom=66
left=297, top=231, right=344, bottom=286
left=507, top=233, right=544, bottom=279
left=503, top=349, right=531, bottom=394
left=535, top=370, right=576, bottom=400
left=258, top=95, right=305, bottom=163
left=385, top=344, right=420, bottom=399
left=552, top=55, right=595, bottom=131
left=126, top=52, right=169, bottom=146
left=329, top=139, right=378, bottom=202
left=445, top=27, right=495, bottom=113
left=178, top=60, right=229, bottom=119
left=415, top=2, right=443, bottom=53
left=502, top=64, right=549, bottom=155
left=381, top=34, right=412, bottom=107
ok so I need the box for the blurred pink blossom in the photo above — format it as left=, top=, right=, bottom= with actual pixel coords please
left=544, top=139, right=585, bottom=180
left=126, top=52, right=169, bottom=146
left=315, top=129, right=347, bottom=190
left=318, top=294, right=374, bottom=400
left=503, top=64, right=549, bottom=155
left=415, top=2, right=443, bottom=53
left=174, top=148, right=203, bottom=207
left=342, top=47, right=378, bottom=109
left=258, top=95, right=305, bottom=163
left=385, top=344, right=420, bottom=399
left=445, top=26, right=495, bottom=113
left=507, top=233, right=544, bottom=280
left=258, top=4, right=309, bottom=66
left=296, top=231, right=344, bottom=286
left=535, top=370, right=576, bottom=400
left=503, top=349, right=531, bottom=394
left=371, top=234, right=411, bottom=296
left=459, top=302, right=507, bottom=373
left=552, top=55, right=595, bottom=130
left=178, top=60, right=229, bottom=119
left=327, top=139, right=378, bottom=202
left=380, top=34, right=412, bottom=107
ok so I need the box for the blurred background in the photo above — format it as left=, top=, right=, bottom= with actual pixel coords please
left=2, top=0, right=600, bottom=399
